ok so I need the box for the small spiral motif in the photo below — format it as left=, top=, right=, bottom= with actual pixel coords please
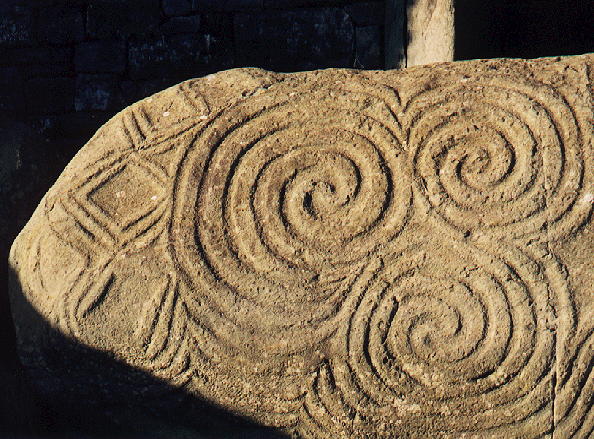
left=405, top=76, right=591, bottom=239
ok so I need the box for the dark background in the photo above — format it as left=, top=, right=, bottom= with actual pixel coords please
left=1, top=0, right=592, bottom=436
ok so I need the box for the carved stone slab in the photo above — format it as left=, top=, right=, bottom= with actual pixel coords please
left=9, top=55, right=593, bottom=438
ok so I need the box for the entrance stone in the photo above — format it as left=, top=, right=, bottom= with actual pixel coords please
left=9, top=54, right=593, bottom=437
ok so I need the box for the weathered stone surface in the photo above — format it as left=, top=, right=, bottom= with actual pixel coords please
left=9, top=55, right=594, bottom=438
left=406, top=0, right=454, bottom=66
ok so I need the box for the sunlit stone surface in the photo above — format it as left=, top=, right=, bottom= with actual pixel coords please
left=9, top=54, right=593, bottom=438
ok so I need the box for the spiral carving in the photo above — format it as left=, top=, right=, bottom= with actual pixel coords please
left=405, top=76, right=591, bottom=240
left=172, top=78, right=411, bottom=353
left=303, top=238, right=568, bottom=436
left=12, top=58, right=591, bottom=438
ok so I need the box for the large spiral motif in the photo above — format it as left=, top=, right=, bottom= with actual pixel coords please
left=405, top=76, right=592, bottom=240
left=303, top=237, right=571, bottom=437
left=172, top=78, right=412, bottom=353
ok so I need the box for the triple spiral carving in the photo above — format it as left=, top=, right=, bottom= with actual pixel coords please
left=170, top=74, right=590, bottom=436
left=36, top=68, right=591, bottom=437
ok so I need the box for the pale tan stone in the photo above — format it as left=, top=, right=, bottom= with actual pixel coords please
left=407, top=0, right=454, bottom=66
left=9, top=55, right=593, bottom=438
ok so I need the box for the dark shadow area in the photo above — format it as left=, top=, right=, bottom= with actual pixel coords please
left=1, top=119, right=52, bottom=436
left=3, top=263, right=290, bottom=438
left=455, top=0, right=594, bottom=61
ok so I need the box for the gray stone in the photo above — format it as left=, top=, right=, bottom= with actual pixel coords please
left=128, top=34, right=209, bottom=80
left=345, top=1, right=384, bottom=26
left=75, top=74, right=121, bottom=111
left=87, top=0, right=161, bottom=38
left=36, top=7, right=84, bottom=44
left=234, top=8, right=353, bottom=70
left=354, top=25, right=382, bottom=69
left=160, top=15, right=201, bottom=34
left=75, top=40, right=127, bottom=73
left=162, top=0, right=193, bottom=16
left=24, top=77, right=74, bottom=114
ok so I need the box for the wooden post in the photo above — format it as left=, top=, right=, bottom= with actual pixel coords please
left=406, top=0, right=455, bottom=66
left=385, top=0, right=406, bottom=69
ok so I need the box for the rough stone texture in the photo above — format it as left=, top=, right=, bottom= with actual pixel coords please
left=407, top=0, right=454, bottom=67
left=9, top=54, right=593, bottom=437
left=0, top=2, right=384, bottom=300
